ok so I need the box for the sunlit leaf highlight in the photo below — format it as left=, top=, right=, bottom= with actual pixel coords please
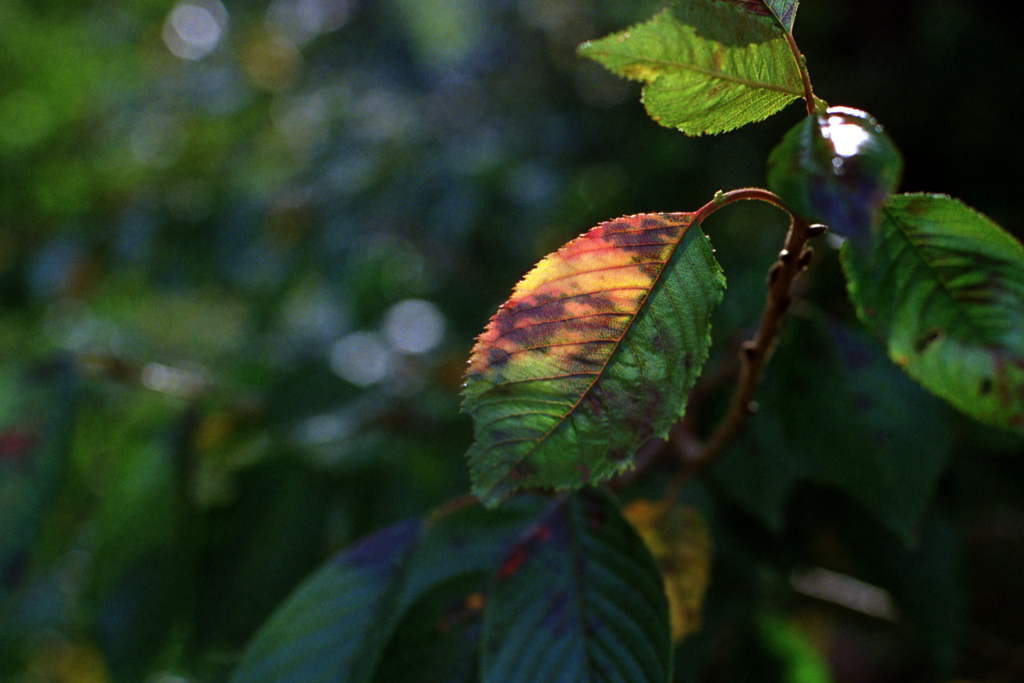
left=481, top=489, right=672, bottom=683
left=767, top=108, right=903, bottom=249
left=463, top=213, right=726, bottom=504
left=578, top=1, right=804, bottom=135
left=843, top=193, right=1024, bottom=431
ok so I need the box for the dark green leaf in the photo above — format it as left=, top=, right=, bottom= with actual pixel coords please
left=578, top=1, right=803, bottom=135
left=710, top=410, right=795, bottom=534
left=481, top=489, right=672, bottom=683
left=372, top=574, right=486, bottom=683
left=399, top=497, right=546, bottom=607
left=842, top=193, right=1024, bottom=431
left=230, top=520, right=424, bottom=683
left=231, top=500, right=541, bottom=683
left=714, top=314, right=951, bottom=538
left=767, top=107, right=903, bottom=248
left=374, top=498, right=548, bottom=683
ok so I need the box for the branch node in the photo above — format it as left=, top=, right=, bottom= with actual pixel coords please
left=798, top=247, right=814, bottom=270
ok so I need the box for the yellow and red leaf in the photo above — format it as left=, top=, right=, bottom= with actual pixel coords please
left=463, top=212, right=725, bottom=504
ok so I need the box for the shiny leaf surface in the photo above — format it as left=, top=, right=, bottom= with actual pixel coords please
left=463, top=213, right=725, bottom=504
left=767, top=107, right=903, bottom=247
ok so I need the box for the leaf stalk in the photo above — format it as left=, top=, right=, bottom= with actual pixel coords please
left=666, top=195, right=816, bottom=496
left=783, top=31, right=816, bottom=115
left=695, top=187, right=791, bottom=223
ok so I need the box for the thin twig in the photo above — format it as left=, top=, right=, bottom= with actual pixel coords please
left=701, top=215, right=813, bottom=457
left=664, top=214, right=819, bottom=500
left=693, top=187, right=791, bottom=223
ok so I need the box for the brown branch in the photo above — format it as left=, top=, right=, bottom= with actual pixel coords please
left=664, top=215, right=823, bottom=498
left=693, top=187, right=791, bottom=224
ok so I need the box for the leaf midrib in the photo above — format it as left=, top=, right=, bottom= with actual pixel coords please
left=485, top=221, right=697, bottom=493
left=884, top=205, right=1004, bottom=345
left=588, top=41, right=803, bottom=96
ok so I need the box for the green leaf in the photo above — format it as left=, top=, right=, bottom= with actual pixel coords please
left=230, top=500, right=541, bottom=683
left=372, top=574, right=485, bottom=683
left=767, top=107, right=903, bottom=248
left=578, top=0, right=804, bottom=135
left=758, top=614, right=833, bottom=683
left=762, top=0, right=799, bottom=32
left=399, top=497, right=545, bottom=605
left=842, top=193, right=1024, bottom=432
left=481, top=489, right=672, bottom=683
left=463, top=213, right=726, bottom=505
left=375, top=497, right=554, bottom=683
left=713, top=314, right=951, bottom=538
left=230, top=520, right=424, bottom=683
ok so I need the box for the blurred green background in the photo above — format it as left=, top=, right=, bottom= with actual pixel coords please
left=2, top=1, right=1024, bottom=681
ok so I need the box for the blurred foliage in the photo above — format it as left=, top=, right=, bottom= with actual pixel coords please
left=2, top=0, right=1024, bottom=682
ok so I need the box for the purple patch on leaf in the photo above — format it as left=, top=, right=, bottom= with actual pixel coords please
left=339, top=518, right=422, bottom=570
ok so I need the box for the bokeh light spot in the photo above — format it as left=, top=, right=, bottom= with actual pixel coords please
left=383, top=299, right=446, bottom=355
left=266, top=0, right=355, bottom=44
left=163, top=0, right=230, bottom=61
left=330, top=331, right=394, bottom=386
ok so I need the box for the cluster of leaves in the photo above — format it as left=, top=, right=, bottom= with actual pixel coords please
left=5, top=1, right=1024, bottom=682
left=229, top=1, right=1024, bottom=682
left=2, top=0, right=667, bottom=680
